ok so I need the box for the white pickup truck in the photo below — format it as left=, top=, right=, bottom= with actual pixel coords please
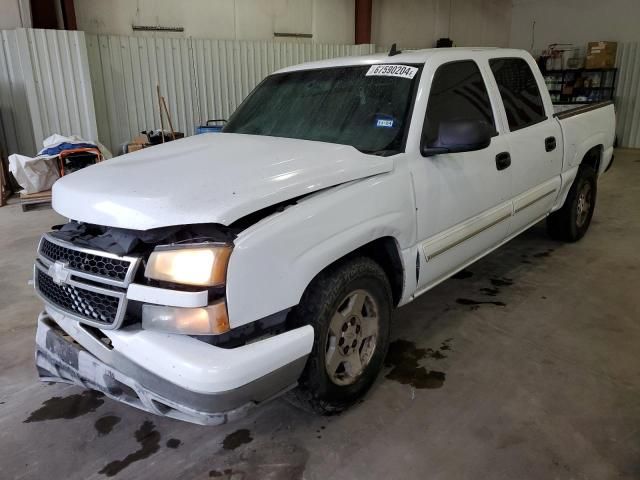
left=33, top=48, right=615, bottom=425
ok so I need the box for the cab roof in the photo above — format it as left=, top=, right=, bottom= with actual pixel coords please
left=275, top=47, right=530, bottom=74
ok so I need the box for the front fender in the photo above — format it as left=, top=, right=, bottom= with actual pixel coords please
left=225, top=171, right=416, bottom=328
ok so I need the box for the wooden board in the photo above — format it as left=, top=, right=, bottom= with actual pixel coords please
left=20, top=190, right=52, bottom=200
left=0, top=156, right=10, bottom=207
left=19, top=189, right=52, bottom=212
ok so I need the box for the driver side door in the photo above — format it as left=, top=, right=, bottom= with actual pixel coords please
left=410, top=59, right=513, bottom=291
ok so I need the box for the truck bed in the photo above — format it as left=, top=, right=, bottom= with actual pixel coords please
left=554, top=101, right=616, bottom=174
left=553, top=100, right=614, bottom=120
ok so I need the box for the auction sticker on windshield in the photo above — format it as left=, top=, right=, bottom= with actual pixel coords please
left=366, top=64, right=418, bottom=79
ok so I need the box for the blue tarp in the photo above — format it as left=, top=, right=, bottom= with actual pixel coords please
left=39, top=142, right=97, bottom=157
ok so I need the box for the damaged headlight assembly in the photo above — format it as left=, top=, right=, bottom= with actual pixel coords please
left=142, top=244, right=232, bottom=335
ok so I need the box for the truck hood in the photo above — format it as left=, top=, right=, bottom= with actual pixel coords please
left=52, top=133, right=394, bottom=230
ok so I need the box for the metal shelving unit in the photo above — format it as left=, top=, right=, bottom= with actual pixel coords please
left=543, top=68, right=617, bottom=105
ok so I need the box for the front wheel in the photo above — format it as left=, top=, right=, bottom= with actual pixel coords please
left=547, top=165, right=597, bottom=242
left=288, top=257, right=392, bottom=414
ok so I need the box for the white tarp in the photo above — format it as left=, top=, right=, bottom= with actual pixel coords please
left=8, top=134, right=111, bottom=194
left=8, top=154, right=59, bottom=194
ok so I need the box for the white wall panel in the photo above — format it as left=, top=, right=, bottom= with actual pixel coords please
left=20, top=29, right=98, bottom=149
left=0, top=28, right=97, bottom=157
left=0, top=30, right=34, bottom=156
left=74, top=0, right=354, bottom=42
left=0, top=0, right=30, bottom=30
left=88, top=34, right=374, bottom=152
left=510, top=0, right=640, bottom=53
left=616, top=43, right=640, bottom=148
left=86, top=34, right=199, bottom=154
left=373, top=0, right=512, bottom=51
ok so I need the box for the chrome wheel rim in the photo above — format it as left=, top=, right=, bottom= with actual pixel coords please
left=325, top=289, right=379, bottom=386
left=576, top=182, right=593, bottom=228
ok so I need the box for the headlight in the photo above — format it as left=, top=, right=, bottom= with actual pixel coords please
left=144, top=244, right=232, bottom=286
left=142, top=300, right=230, bottom=335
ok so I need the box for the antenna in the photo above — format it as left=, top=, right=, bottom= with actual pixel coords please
left=388, top=43, right=402, bottom=56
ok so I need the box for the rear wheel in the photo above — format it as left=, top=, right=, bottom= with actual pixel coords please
left=288, top=257, right=391, bottom=414
left=547, top=165, right=597, bottom=242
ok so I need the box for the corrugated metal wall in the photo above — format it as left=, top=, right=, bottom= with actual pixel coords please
left=86, top=35, right=199, bottom=156
left=0, top=28, right=98, bottom=157
left=616, top=43, right=640, bottom=148
left=86, top=34, right=375, bottom=153
left=191, top=39, right=375, bottom=123
left=20, top=29, right=98, bottom=151
left=0, top=30, right=36, bottom=157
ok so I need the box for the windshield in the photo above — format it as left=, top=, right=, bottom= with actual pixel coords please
left=223, top=64, right=422, bottom=154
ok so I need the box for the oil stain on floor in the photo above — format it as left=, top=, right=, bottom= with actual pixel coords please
left=98, top=420, right=161, bottom=477
left=222, top=429, right=253, bottom=450
left=24, top=390, right=104, bottom=423
left=490, top=277, right=514, bottom=287
left=210, top=442, right=308, bottom=480
left=456, top=276, right=515, bottom=308
left=480, top=287, right=500, bottom=296
left=385, top=339, right=446, bottom=389
left=456, top=298, right=506, bottom=307
left=426, top=338, right=452, bottom=359
left=94, top=415, right=121, bottom=436
left=166, top=438, right=181, bottom=449
left=209, top=468, right=238, bottom=477
left=452, top=269, right=473, bottom=279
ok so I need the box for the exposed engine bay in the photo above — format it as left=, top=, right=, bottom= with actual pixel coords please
left=50, top=220, right=236, bottom=257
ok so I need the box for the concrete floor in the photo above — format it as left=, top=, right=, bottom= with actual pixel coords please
left=1, top=150, right=639, bottom=480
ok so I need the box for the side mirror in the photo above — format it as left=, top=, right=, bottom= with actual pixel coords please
left=421, top=120, right=495, bottom=157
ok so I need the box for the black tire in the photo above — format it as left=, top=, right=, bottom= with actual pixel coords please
left=547, top=165, right=597, bottom=242
left=288, top=257, right=392, bottom=415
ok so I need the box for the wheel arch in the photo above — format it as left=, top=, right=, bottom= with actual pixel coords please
left=302, top=236, right=405, bottom=308
left=554, top=143, right=604, bottom=212
left=581, top=144, right=603, bottom=173
left=225, top=170, right=416, bottom=329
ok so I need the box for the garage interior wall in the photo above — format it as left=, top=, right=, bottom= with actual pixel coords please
left=0, top=28, right=97, bottom=157
left=75, top=0, right=513, bottom=49
left=87, top=34, right=374, bottom=153
left=373, top=0, right=512, bottom=50
left=0, top=0, right=31, bottom=30
left=74, top=0, right=355, bottom=45
left=510, top=0, right=640, bottom=54
left=510, top=0, right=640, bottom=148
left=0, top=29, right=33, bottom=157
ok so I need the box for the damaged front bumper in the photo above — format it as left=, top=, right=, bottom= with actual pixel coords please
left=36, top=310, right=313, bottom=425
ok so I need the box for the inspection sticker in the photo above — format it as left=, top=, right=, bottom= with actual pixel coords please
left=376, top=117, right=395, bottom=128
left=366, top=64, right=418, bottom=79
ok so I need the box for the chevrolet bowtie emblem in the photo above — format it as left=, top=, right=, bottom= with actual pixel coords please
left=48, top=261, right=71, bottom=285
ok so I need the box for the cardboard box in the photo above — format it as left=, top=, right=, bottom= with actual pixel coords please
left=126, top=134, right=149, bottom=153
left=585, top=41, right=617, bottom=69
left=126, top=143, right=147, bottom=153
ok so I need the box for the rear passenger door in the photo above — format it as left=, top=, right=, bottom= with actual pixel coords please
left=411, top=60, right=512, bottom=291
left=488, top=57, right=563, bottom=235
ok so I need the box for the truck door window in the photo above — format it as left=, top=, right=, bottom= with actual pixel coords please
left=489, top=58, right=546, bottom=131
left=422, top=61, right=495, bottom=148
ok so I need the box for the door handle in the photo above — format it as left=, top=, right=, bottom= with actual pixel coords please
left=545, top=136, right=557, bottom=152
left=495, top=152, right=511, bottom=171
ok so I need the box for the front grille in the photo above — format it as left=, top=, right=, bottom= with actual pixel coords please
left=36, top=268, right=122, bottom=326
left=35, top=234, right=139, bottom=329
left=39, top=236, right=131, bottom=283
